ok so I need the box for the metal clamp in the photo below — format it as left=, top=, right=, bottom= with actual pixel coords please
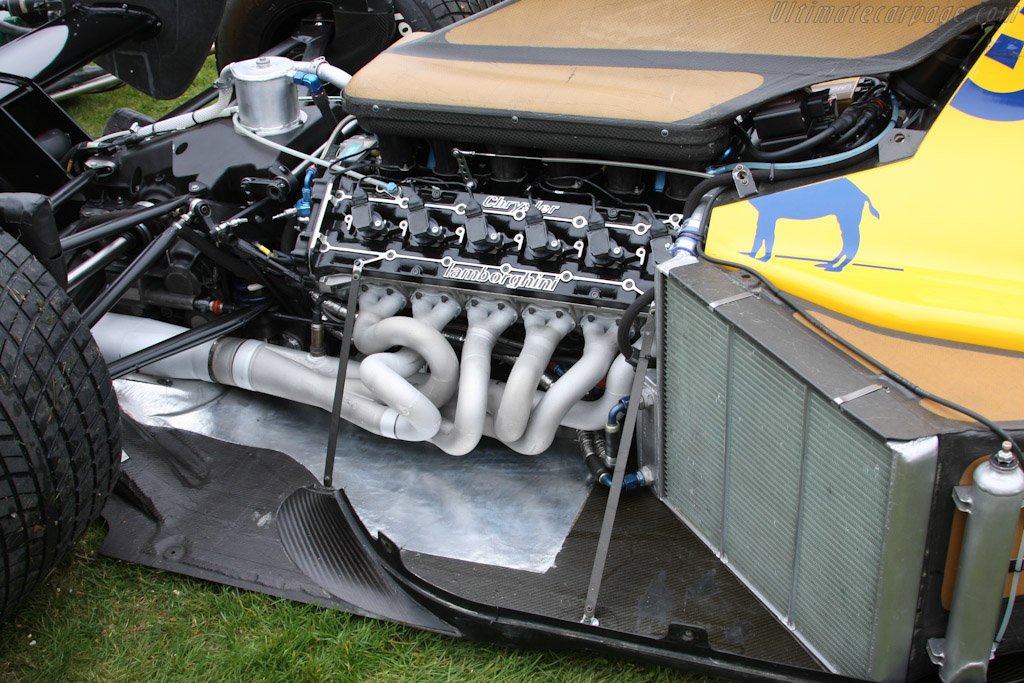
left=833, top=384, right=882, bottom=406
left=707, top=291, right=754, bottom=310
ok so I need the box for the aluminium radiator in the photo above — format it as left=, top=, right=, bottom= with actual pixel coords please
left=655, top=260, right=944, bottom=681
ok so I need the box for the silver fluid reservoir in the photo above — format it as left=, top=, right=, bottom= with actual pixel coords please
left=231, top=56, right=305, bottom=136
left=929, top=442, right=1024, bottom=683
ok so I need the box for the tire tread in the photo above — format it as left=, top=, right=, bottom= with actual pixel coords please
left=0, top=231, right=120, bottom=624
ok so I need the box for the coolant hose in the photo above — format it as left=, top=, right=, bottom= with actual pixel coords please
left=616, top=288, right=654, bottom=361
left=431, top=300, right=516, bottom=455
left=683, top=142, right=885, bottom=223
left=494, top=306, right=575, bottom=443
left=606, top=398, right=630, bottom=432
left=578, top=431, right=611, bottom=481
left=292, top=59, right=352, bottom=90
left=505, top=315, right=620, bottom=455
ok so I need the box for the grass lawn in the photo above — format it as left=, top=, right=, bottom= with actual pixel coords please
left=0, top=64, right=723, bottom=682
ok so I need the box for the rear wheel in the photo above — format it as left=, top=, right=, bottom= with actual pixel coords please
left=395, top=0, right=499, bottom=30
left=215, top=0, right=500, bottom=72
left=0, top=230, right=121, bottom=624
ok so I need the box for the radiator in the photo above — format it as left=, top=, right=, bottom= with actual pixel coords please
left=656, top=260, right=939, bottom=681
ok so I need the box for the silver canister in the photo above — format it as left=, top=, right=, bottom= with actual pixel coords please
left=930, top=442, right=1024, bottom=683
left=231, top=56, right=306, bottom=136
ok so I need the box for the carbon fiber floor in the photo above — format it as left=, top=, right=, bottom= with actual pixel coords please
left=404, top=489, right=822, bottom=670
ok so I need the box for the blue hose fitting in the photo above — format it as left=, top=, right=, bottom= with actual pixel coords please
left=292, top=72, right=324, bottom=96
left=606, top=397, right=630, bottom=433
left=622, top=471, right=646, bottom=491
left=295, top=167, right=316, bottom=218
left=598, top=470, right=648, bottom=491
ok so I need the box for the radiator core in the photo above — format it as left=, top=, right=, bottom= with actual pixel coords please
left=657, top=262, right=938, bottom=681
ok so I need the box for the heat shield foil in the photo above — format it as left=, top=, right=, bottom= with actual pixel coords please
left=114, top=377, right=592, bottom=573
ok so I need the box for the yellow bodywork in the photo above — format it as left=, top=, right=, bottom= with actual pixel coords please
left=705, top=9, right=1024, bottom=353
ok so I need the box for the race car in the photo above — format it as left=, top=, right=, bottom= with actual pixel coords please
left=1, top=1, right=1023, bottom=681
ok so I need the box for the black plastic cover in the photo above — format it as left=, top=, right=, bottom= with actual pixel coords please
left=67, top=0, right=227, bottom=99
left=0, top=193, right=66, bottom=283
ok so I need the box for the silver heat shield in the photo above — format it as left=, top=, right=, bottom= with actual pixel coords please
left=115, top=377, right=592, bottom=573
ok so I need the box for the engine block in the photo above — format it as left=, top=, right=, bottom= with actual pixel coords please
left=296, top=177, right=672, bottom=307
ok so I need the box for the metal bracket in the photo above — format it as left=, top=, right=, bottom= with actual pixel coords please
left=953, top=486, right=974, bottom=513
left=928, top=637, right=998, bottom=666
left=731, top=164, right=758, bottom=198
left=83, top=157, right=118, bottom=177
left=927, top=638, right=946, bottom=665
left=322, top=262, right=363, bottom=488
left=878, top=128, right=926, bottom=164
left=952, top=485, right=1024, bottom=513
left=582, top=307, right=656, bottom=623
left=451, top=148, right=477, bottom=191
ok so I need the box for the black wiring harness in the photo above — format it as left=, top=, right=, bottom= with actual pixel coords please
left=741, top=82, right=893, bottom=162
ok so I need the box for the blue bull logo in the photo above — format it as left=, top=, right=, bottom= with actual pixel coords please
left=743, top=178, right=879, bottom=272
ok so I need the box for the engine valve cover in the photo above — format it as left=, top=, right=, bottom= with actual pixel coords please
left=296, top=177, right=670, bottom=306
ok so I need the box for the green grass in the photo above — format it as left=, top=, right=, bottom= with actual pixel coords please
left=0, top=528, right=718, bottom=682
left=63, top=57, right=221, bottom=137
left=0, top=66, right=722, bottom=682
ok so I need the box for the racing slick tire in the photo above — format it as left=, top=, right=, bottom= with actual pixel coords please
left=0, top=230, right=121, bottom=624
left=215, top=0, right=500, bottom=72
